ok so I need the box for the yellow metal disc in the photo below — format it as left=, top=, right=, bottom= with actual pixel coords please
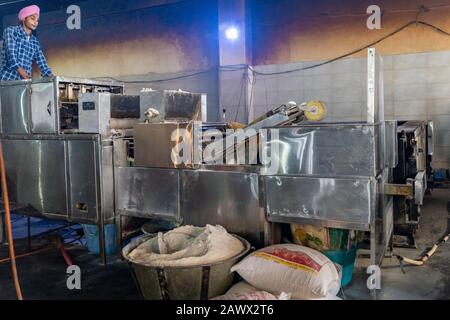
left=304, top=100, right=327, bottom=121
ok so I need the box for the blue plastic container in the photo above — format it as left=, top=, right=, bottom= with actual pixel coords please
left=323, top=246, right=357, bottom=287
left=82, top=224, right=116, bottom=256
left=434, top=169, right=448, bottom=182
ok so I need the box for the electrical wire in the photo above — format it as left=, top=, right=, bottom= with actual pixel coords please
left=93, top=69, right=216, bottom=84
left=252, top=20, right=450, bottom=76
left=92, top=65, right=248, bottom=84
left=91, top=20, right=450, bottom=85
left=263, top=4, right=450, bottom=21
left=89, top=20, right=450, bottom=122
left=84, top=20, right=450, bottom=121
left=229, top=20, right=450, bottom=122
left=387, top=3, right=450, bottom=14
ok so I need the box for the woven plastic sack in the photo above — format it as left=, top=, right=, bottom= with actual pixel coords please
left=231, top=244, right=341, bottom=299
left=212, top=282, right=291, bottom=300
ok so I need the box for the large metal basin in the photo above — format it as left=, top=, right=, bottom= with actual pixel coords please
left=122, top=234, right=251, bottom=300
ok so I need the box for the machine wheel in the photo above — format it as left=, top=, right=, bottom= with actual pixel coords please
left=304, top=100, right=327, bottom=121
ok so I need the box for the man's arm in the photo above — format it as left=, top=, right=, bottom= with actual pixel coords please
left=17, top=67, right=30, bottom=79
left=4, top=28, right=30, bottom=79
left=34, top=39, right=52, bottom=78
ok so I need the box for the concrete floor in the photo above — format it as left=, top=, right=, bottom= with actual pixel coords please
left=0, top=241, right=140, bottom=300
left=345, top=188, right=450, bottom=300
left=0, top=189, right=449, bottom=300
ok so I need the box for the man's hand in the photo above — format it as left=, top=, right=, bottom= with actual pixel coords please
left=17, top=67, right=30, bottom=80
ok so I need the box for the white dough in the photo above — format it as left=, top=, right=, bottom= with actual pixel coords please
left=127, top=225, right=245, bottom=267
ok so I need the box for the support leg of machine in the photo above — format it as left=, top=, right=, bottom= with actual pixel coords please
left=116, top=214, right=123, bottom=260
left=27, top=216, right=31, bottom=252
left=371, top=288, right=377, bottom=300
left=99, top=217, right=106, bottom=266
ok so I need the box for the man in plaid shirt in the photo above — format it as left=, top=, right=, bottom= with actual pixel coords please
left=0, top=5, right=52, bottom=81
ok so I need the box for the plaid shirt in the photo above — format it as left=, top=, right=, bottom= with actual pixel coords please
left=1, top=25, right=52, bottom=81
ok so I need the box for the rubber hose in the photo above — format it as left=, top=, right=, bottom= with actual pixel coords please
left=0, top=141, right=23, bottom=300
left=395, top=232, right=450, bottom=267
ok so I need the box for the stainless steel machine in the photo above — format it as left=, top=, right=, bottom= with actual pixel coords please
left=115, top=92, right=329, bottom=248
left=260, top=49, right=396, bottom=266
left=389, top=121, right=433, bottom=247
left=0, top=76, right=135, bottom=263
left=0, top=49, right=408, bottom=276
left=262, top=121, right=396, bottom=266
left=115, top=49, right=396, bottom=271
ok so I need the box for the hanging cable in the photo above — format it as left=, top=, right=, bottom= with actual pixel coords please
left=89, top=20, right=450, bottom=85
left=253, top=20, right=450, bottom=76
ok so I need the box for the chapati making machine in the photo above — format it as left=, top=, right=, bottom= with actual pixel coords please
left=0, top=76, right=139, bottom=263
left=0, top=48, right=421, bottom=274
left=115, top=49, right=399, bottom=271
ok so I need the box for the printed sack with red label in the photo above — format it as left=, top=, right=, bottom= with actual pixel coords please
left=230, top=244, right=341, bottom=299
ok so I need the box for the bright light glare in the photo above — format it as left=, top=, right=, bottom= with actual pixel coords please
left=225, top=27, right=239, bottom=40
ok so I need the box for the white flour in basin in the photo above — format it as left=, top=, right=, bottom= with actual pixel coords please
left=127, top=225, right=245, bottom=267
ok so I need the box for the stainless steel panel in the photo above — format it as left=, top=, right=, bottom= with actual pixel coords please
left=68, top=140, right=98, bottom=222
left=0, top=83, right=30, bottom=134
left=201, top=94, right=208, bottom=123
left=2, top=139, right=67, bottom=216
left=367, top=48, right=383, bottom=124
left=79, top=93, right=140, bottom=135
left=377, top=55, right=385, bottom=123
left=181, top=170, right=264, bottom=247
left=116, top=167, right=180, bottom=221
left=427, top=121, right=434, bottom=156
left=30, top=82, right=57, bottom=134
left=264, top=176, right=373, bottom=231
left=384, top=121, right=398, bottom=168
left=164, top=90, right=202, bottom=121
left=371, top=169, right=393, bottom=266
left=78, top=93, right=111, bottom=135
left=140, top=90, right=204, bottom=122
left=414, top=171, right=426, bottom=206
left=134, top=123, right=198, bottom=168
left=110, top=95, right=140, bottom=119
left=367, top=48, right=376, bottom=124
left=113, top=138, right=130, bottom=167
left=261, top=124, right=378, bottom=177
left=101, top=144, right=115, bottom=222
